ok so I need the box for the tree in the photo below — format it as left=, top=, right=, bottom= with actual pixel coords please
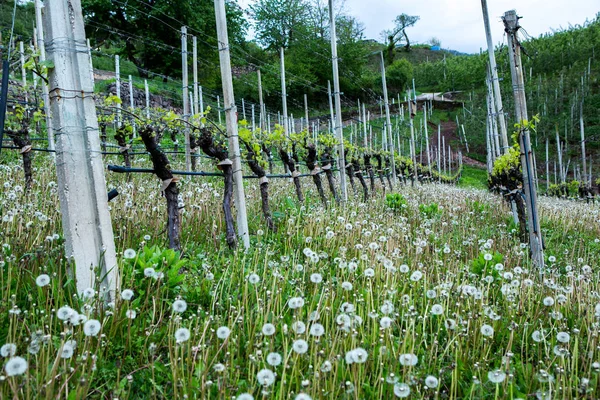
left=249, top=0, right=310, bottom=50
left=382, top=14, right=419, bottom=64
left=81, top=0, right=246, bottom=79
left=386, top=59, right=413, bottom=92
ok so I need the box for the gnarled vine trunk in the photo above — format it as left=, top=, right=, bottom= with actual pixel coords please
left=385, top=157, right=394, bottom=191
left=115, top=126, right=131, bottom=169
left=244, top=141, right=276, bottom=231
left=7, top=128, right=32, bottom=190
left=197, top=127, right=236, bottom=249
left=364, top=154, right=376, bottom=193
left=353, top=158, right=369, bottom=201
left=321, top=148, right=339, bottom=203
left=374, top=154, right=387, bottom=192
left=305, top=143, right=327, bottom=206
left=139, top=126, right=181, bottom=251
left=279, top=149, right=304, bottom=203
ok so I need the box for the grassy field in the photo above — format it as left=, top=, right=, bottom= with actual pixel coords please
left=1, top=152, right=599, bottom=399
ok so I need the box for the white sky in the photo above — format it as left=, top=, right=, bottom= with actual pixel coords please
left=237, top=0, right=599, bottom=53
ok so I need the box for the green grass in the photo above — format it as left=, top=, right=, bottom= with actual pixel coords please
left=458, top=164, right=488, bottom=190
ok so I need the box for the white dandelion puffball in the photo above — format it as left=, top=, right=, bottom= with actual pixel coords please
left=532, top=330, right=544, bottom=342
left=262, top=323, right=276, bottom=336
left=83, top=319, right=101, bottom=337
left=60, top=343, right=74, bottom=359
left=543, top=296, right=554, bottom=306
left=256, top=368, right=276, bottom=386
left=380, top=317, right=393, bottom=329
left=123, top=248, right=137, bottom=259
left=4, top=356, right=28, bottom=376
left=309, top=323, right=325, bottom=337
left=349, top=347, right=368, bottom=363
left=295, top=394, right=312, bottom=400
left=431, top=304, right=444, bottom=315
left=288, top=297, right=305, bottom=310
left=480, top=324, right=494, bottom=337
left=488, top=369, right=506, bottom=383
left=364, top=268, right=375, bottom=277
left=216, top=326, right=231, bottom=340
left=248, top=273, right=260, bottom=284
left=393, top=383, right=411, bottom=398
left=82, top=288, right=95, bottom=299
left=292, top=321, right=306, bottom=334
left=266, top=352, right=282, bottom=366
left=56, top=306, right=74, bottom=321
left=341, top=281, right=353, bottom=291
left=125, top=309, right=137, bottom=319
left=484, top=253, right=493, bottom=261
left=425, top=375, right=439, bottom=388
left=36, top=274, right=51, bottom=287
left=143, top=267, right=155, bottom=277
left=175, top=327, right=191, bottom=343
left=410, top=270, right=423, bottom=282
left=172, top=300, right=187, bottom=313
left=121, top=289, right=134, bottom=301
left=399, top=353, right=418, bottom=366
left=0, top=344, right=17, bottom=358
left=236, top=394, right=253, bottom=400
left=320, top=360, right=332, bottom=372
left=310, top=273, right=323, bottom=283
left=556, top=332, right=570, bottom=343
left=292, top=339, right=309, bottom=354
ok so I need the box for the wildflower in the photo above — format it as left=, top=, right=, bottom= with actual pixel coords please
left=126, top=310, right=137, bottom=319
left=399, top=353, right=418, bottom=366
left=256, top=368, right=276, bottom=386
left=121, top=289, right=134, bottom=301
left=320, top=360, right=332, bottom=372
left=548, top=255, right=556, bottom=263
left=216, top=326, right=231, bottom=340
left=0, top=344, right=17, bottom=358
left=556, top=332, right=570, bottom=343
left=248, top=273, right=260, bottom=284
left=487, top=369, right=506, bottom=383
left=56, top=306, right=74, bottom=321
left=236, top=394, right=253, bottom=400
left=480, top=324, right=494, bottom=337
left=310, top=273, right=323, bottom=283
left=172, top=300, right=188, bottom=313
left=431, top=304, right=444, bottom=316
left=123, top=248, right=137, bottom=259
left=309, top=323, right=325, bottom=337
left=213, top=363, right=226, bottom=372
left=425, top=375, right=439, bottom=388
left=83, top=320, right=101, bottom=337
left=262, top=323, right=276, bottom=336
left=60, top=343, right=74, bottom=359
left=326, top=231, right=335, bottom=240
left=288, top=297, right=305, bottom=310
left=426, top=290, right=437, bottom=299
left=82, top=288, right=95, bottom=299
left=174, top=328, right=191, bottom=343
left=292, top=321, right=306, bottom=334
left=393, top=383, right=411, bottom=398
left=380, top=317, right=393, bottom=329
left=484, top=253, right=493, bottom=261
left=410, top=271, right=423, bottom=282
left=364, top=268, right=375, bottom=278
left=143, top=268, right=155, bottom=277
left=36, top=274, right=51, bottom=287
left=341, top=281, right=353, bottom=291
left=4, top=356, right=28, bottom=376
left=295, top=394, right=312, bottom=400
left=543, top=297, right=554, bottom=306
left=532, top=330, right=544, bottom=342
left=292, top=339, right=309, bottom=354
left=266, top=352, right=282, bottom=366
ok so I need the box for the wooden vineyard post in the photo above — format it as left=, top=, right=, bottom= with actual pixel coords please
left=280, top=48, right=289, bottom=136
left=34, top=0, right=55, bottom=154
left=181, top=26, right=191, bottom=172
left=329, top=0, right=348, bottom=202
left=214, top=0, right=250, bottom=249
left=503, top=10, right=544, bottom=268
left=481, top=0, right=509, bottom=153
left=43, top=0, right=118, bottom=298
left=380, top=52, right=397, bottom=184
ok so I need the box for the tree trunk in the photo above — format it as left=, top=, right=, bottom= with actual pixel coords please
left=139, top=126, right=181, bottom=251
left=222, top=164, right=237, bottom=248
left=385, top=157, right=394, bottom=191
left=353, top=159, right=369, bottom=201
left=374, top=154, right=387, bottom=191
left=99, top=122, right=107, bottom=157
left=321, top=149, right=339, bottom=203
left=305, top=143, right=328, bottom=206
left=512, top=192, right=528, bottom=244
left=364, top=154, right=376, bottom=193
left=244, top=141, right=276, bottom=231
left=115, top=126, right=131, bottom=168
left=346, top=163, right=357, bottom=194
left=280, top=149, right=304, bottom=202
left=8, top=128, right=32, bottom=190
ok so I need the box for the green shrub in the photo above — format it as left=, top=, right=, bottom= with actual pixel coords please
left=386, top=193, right=408, bottom=213
left=419, top=202, right=440, bottom=219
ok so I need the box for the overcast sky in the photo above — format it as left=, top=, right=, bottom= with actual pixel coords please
left=238, top=0, right=599, bottom=54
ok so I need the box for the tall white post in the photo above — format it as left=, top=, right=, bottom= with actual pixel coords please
left=380, top=52, right=396, bottom=182
left=34, top=0, right=55, bottom=153
left=43, top=0, right=118, bottom=298
left=19, top=41, right=26, bottom=89
left=192, top=36, right=199, bottom=115
left=424, top=103, right=430, bottom=168
left=128, top=75, right=136, bottom=137
left=304, top=93, right=309, bottom=133
left=580, top=102, right=587, bottom=185
left=504, top=9, right=544, bottom=268
left=328, top=81, right=335, bottom=133
left=181, top=26, right=191, bottom=171
left=115, top=54, right=121, bottom=127
left=214, top=0, right=250, bottom=248
left=258, top=69, right=265, bottom=132
left=144, top=79, right=150, bottom=119
left=362, top=103, right=367, bottom=148
left=280, top=48, right=289, bottom=136
left=481, top=0, right=509, bottom=153
left=86, top=39, right=94, bottom=88
left=329, top=0, right=347, bottom=201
